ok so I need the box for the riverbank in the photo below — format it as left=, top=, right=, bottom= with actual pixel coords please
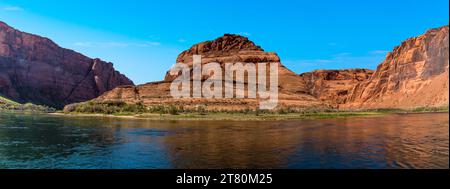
left=55, top=101, right=449, bottom=121
left=0, top=96, right=56, bottom=113
left=51, top=111, right=385, bottom=121
left=49, top=110, right=449, bottom=121
left=3, top=97, right=446, bottom=121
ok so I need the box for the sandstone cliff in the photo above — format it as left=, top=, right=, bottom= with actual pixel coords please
left=344, top=26, right=449, bottom=109
left=299, top=69, right=374, bottom=108
left=0, top=21, right=134, bottom=108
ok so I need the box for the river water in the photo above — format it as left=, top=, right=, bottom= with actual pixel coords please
left=0, top=113, right=448, bottom=169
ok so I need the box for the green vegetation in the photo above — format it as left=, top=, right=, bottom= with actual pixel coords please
left=0, top=96, right=56, bottom=113
left=67, top=101, right=186, bottom=115
left=61, top=101, right=450, bottom=121
left=62, top=101, right=387, bottom=120
left=411, top=105, right=449, bottom=113
left=66, top=101, right=146, bottom=115
left=363, top=105, right=449, bottom=113
left=133, top=111, right=383, bottom=121
left=0, top=95, right=20, bottom=105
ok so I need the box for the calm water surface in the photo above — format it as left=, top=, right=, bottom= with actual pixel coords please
left=0, top=113, right=448, bottom=169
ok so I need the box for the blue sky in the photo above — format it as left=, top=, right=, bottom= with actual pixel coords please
left=0, top=0, right=448, bottom=84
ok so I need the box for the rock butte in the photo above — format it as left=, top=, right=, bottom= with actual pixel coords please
left=0, top=21, right=133, bottom=108
left=88, top=34, right=329, bottom=111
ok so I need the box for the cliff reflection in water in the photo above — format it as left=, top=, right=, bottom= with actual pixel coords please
left=161, top=114, right=449, bottom=169
left=0, top=113, right=448, bottom=169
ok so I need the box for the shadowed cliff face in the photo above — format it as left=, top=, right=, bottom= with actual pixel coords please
left=0, top=21, right=134, bottom=108
left=343, top=26, right=449, bottom=109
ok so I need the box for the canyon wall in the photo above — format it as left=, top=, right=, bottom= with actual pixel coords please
left=0, top=21, right=133, bottom=108
left=343, top=26, right=449, bottom=109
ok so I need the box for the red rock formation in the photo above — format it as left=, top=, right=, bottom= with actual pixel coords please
left=85, top=34, right=326, bottom=111
left=64, top=26, right=449, bottom=112
left=299, top=69, right=374, bottom=108
left=165, top=34, right=281, bottom=81
left=0, top=21, right=133, bottom=108
left=343, top=26, right=449, bottom=109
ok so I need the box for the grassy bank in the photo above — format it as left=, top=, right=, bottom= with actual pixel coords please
left=64, top=101, right=375, bottom=116
left=0, top=96, right=56, bottom=113
left=361, top=106, right=449, bottom=113
left=56, top=111, right=385, bottom=121
left=134, top=112, right=385, bottom=121
left=57, top=101, right=449, bottom=121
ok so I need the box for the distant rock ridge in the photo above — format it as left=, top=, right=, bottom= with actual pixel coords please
left=0, top=21, right=134, bottom=108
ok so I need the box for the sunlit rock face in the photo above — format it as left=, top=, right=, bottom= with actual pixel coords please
left=343, top=26, right=449, bottom=109
left=164, top=34, right=280, bottom=81
left=84, top=34, right=327, bottom=111
left=0, top=21, right=133, bottom=108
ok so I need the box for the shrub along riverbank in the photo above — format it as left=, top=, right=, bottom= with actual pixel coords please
left=60, top=101, right=449, bottom=121
left=0, top=96, right=56, bottom=113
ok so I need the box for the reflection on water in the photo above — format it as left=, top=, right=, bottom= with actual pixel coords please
left=0, top=113, right=448, bottom=169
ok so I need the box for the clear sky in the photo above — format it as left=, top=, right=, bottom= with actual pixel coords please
left=0, top=0, right=448, bottom=84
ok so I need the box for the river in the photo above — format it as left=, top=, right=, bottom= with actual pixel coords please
left=0, top=113, right=448, bottom=169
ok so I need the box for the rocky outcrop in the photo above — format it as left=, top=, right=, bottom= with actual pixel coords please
left=299, top=69, right=374, bottom=108
left=0, top=21, right=133, bottom=108
left=175, top=34, right=269, bottom=63
left=343, top=26, right=449, bottom=109
left=164, top=34, right=281, bottom=81
left=87, top=34, right=326, bottom=111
